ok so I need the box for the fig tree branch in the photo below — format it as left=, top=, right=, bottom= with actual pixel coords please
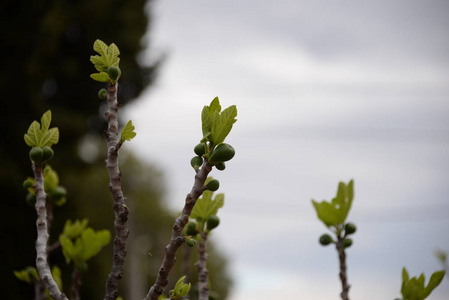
left=103, top=83, right=130, bottom=300
left=196, top=231, right=209, bottom=300
left=336, top=236, right=350, bottom=300
left=144, top=160, right=213, bottom=300
left=33, top=163, right=68, bottom=300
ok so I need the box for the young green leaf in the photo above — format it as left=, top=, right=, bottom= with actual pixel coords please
left=62, top=219, right=89, bottom=240
left=211, top=105, right=237, bottom=146
left=420, top=270, right=445, bottom=299
left=191, top=178, right=224, bottom=221
left=90, top=72, right=110, bottom=83
left=312, top=180, right=354, bottom=227
left=201, top=97, right=222, bottom=142
left=13, top=267, right=39, bottom=284
left=120, top=120, right=137, bottom=144
left=90, top=39, right=121, bottom=82
left=24, top=110, right=59, bottom=148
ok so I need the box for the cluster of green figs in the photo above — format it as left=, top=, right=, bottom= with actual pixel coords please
left=319, top=223, right=357, bottom=248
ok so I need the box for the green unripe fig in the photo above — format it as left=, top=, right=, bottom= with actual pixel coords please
left=344, top=223, right=357, bottom=235
left=29, top=147, right=44, bottom=163
left=206, top=215, right=220, bottom=231
left=205, top=179, right=220, bottom=191
left=190, top=156, right=203, bottom=170
left=23, top=179, right=33, bottom=189
left=215, top=162, right=226, bottom=171
left=319, top=234, right=333, bottom=246
left=342, top=238, right=353, bottom=248
left=107, top=65, right=121, bottom=81
left=194, top=143, right=206, bottom=156
left=185, top=222, right=198, bottom=236
left=185, top=237, right=197, bottom=248
left=42, top=146, right=54, bottom=162
left=98, top=88, right=107, bottom=99
left=209, top=143, right=235, bottom=164
left=50, top=186, right=67, bottom=200
left=26, top=193, right=36, bottom=207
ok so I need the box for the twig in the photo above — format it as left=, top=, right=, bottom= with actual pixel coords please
left=33, top=163, right=68, bottom=300
left=336, top=236, right=350, bottom=300
left=103, top=83, right=130, bottom=300
left=195, top=231, right=209, bottom=300
left=144, top=160, right=213, bottom=300
left=71, top=267, right=82, bottom=300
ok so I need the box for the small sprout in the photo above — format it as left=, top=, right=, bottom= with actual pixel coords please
left=23, top=179, right=34, bottom=189
left=319, top=234, right=333, bottom=246
left=209, top=143, right=235, bottom=164
left=190, top=156, right=203, bottom=170
left=206, top=215, right=220, bottom=231
left=185, top=237, right=197, bottom=248
left=344, top=223, right=357, bottom=236
left=342, top=238, right=353, bottom=249
left=185, top=222, right=198, bottom=236
left=205, top=179, right=220, bottom=191
left=98, top=88, right=107, bottom=99
left=26, top=193, right=36, bottom=207
left=42, top=146, right=54, bottom=162
left=29, top=147, right=43, bottom=163
left=107, top=65, right=121, bottom=81
left=215, top=162, right=226, bottom=171
left=194, top=143, right=206, bottom=156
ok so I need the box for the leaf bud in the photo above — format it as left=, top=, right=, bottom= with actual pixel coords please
left=194, top=143, right=206, bottom=156
left=319, top=234, right=333, bottom=246
left=98, top=88, right=107, bottom=99
left=206, top=215, right=220, bottom=231
left=344, top=223, right=357, bottom=235
left=29, top=147, right=43, bottom=163
left=190, top=156, right=203, bottom=170
left=205, top=179, right=220, bottom=191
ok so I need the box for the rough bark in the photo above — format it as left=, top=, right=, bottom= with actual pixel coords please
left=144, top=160, right=212, bottom=300
left=33, top=163, right=68, bottom=300
left=196, top=231, right=209, bottom=300
left=104, top=83, right=130, bottom=300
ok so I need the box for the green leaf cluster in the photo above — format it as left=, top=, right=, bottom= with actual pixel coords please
left=164, top=276, right=190, bottom=300
left=400, top=268, right=445, bottom=300
left=24, top=165, right=67, bottom=206
left=14, top=266, right=62, bottom=299
left=120, top=120, right=137, bottom=144
left=312, top=180, right=354, bottom=227
left=59, top=219, right=111, bottom=269
left=90, top=39, right=120, bottom=83
left=24, top=110, right=59, bottom=148
left=201, top=97, right=237, bottom=148
left=191, top=178, right=224, bottom=222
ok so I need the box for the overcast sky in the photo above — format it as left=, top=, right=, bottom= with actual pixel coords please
left=125, top=1, right=449, bottom=299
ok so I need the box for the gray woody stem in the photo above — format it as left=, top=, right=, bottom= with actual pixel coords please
left=33, top=163, right=68, bottom=300
left=336, top=236, right=350, bottom=300
left=104, top=83, right=130, bottom=300
left=144, top=160, right=213, bottom=300
left=71, top=267, right=82, bottom=300
left=196, top=231, right=209, bottom=300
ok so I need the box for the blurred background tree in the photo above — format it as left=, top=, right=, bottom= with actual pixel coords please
left=0, top=0, right=231, bottom=298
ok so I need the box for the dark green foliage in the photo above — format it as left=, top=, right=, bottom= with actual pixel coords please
left=107, top=65, right=121, bottom=81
